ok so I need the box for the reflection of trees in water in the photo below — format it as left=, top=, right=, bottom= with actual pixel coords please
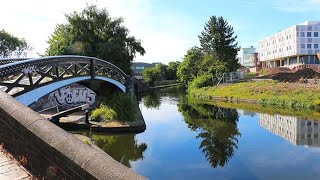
left=143, top=90, right=161, bottom=109
left=141, top=86, right=185, bottom=109
left=91, top=134, right=147, bottom=168
left=178, top=97, right=240, bottom=168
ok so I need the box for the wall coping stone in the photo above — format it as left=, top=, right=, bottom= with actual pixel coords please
left=0, top=91, right=146, bottom=180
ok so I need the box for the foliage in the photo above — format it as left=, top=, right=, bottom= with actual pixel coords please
left=92, top=92, right=136, bottom=122
left=188, top=74, right=213, bottom=91
left=90, top=105, right=117, bottom=122
left=166, top=61, right=181, bottom=80
left=198, top=16, right=240, bottom=72
left=177, top=47, right=203, bottom=84
left=45, top=5, right=145, bottom=74
left=0, top=29, right=32, bottom=58
left=142, top=67, right=161, bottom=86
left=178, top=96, right=240, bottom=167
left=190, top=80, right=320, bottom=109
left=103, top=92, right=136, bottom=121
left=143, top=61, right=180, bottom=85
left=177, top=16, right=239, bottom=88
left=91, top=134, right=147, bottom=167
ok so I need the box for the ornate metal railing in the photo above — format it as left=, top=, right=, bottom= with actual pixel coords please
left=0, top=56, right=130, bottom=97
left=0, top=57, right=31, bottom=65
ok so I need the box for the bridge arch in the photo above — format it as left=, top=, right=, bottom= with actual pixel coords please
left=0, top=56, right=131, bottom=99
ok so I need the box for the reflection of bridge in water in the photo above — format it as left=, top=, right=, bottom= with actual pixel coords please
left=259, top=114, right=320, bottom=147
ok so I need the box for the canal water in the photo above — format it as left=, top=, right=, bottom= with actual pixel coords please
left=90, top=87, right=320, bottom=179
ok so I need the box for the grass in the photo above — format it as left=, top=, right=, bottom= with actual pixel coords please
left=190, top=80, right=320, bottom=109
left=188, top=97, right=320, bottom=120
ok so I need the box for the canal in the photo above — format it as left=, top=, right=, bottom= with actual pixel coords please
left=87, top=87, right=320, bottom=179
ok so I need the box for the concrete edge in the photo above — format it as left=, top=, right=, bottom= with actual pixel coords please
left=0, top=91, right=146, bottom=180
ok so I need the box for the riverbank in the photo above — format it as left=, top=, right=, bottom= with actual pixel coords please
left=190, top=80, right=320, bottom=109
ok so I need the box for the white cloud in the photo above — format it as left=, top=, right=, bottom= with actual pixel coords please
left=1, top=0, right=197, bottom=64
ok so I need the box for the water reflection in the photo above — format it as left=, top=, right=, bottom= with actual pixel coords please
left=77, top=132, right=147, bottom=168
left=138, top=86, right=185, bottom=109
left=259, top=114, right=320, bottom=147
left=178, top=97, right=241, bottom=167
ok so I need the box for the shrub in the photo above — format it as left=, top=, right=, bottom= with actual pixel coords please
left=101, top=92, right=136, bottom=122
left=90, top=105, right=117, bottom=122
left=188, top=74, right=213, bottom=92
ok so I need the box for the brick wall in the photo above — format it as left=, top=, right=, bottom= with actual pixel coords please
left=0, top=91, right=145, bottom=180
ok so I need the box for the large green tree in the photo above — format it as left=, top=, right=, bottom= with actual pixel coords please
left=0, top=30, right=31, bottom=58
left=199, top=16, right=239, bottom=72
left=176, top=47, right=203, bottom=84
left=46, top=5, right=145, bottom=74
left=166, top=61, right=180, bottom=80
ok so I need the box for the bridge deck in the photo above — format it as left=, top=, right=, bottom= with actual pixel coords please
left=0, top=149, right=33, bottom=179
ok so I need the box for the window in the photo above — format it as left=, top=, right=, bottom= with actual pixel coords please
left=315, top=32, right=319, bottom=37
left=301, top=32, right=305, bottom=37
left=315, top=44, right=319, bottom=49
left=307, top=44, right=312, bottom=49
left=308, top=38, right=312, bottom=42
left=307, top=32, right=312, bottom=37
left=308, top=26, right=313, bottom=31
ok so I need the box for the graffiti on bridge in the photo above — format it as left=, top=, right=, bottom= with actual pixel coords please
left=29, top=83, right=97, bottom=112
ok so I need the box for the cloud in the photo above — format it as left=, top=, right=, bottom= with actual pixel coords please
left=1, top=0, right=198, bottom=64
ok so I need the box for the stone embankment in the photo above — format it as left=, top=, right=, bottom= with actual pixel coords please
left=0, top=91, right=146, bottom=179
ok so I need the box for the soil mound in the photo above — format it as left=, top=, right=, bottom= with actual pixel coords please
left=271, top=68, right=320, bottom=82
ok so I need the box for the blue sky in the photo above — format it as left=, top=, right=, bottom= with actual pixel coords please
left=1, top=0, right=320, bottom=64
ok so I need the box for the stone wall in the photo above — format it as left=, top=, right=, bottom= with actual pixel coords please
left=0, top=91, right=145, bottom=179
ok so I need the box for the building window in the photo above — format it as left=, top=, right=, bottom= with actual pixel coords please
left=301, top=44, right=306, bottom=48
left=308, top=26, right=313, bottom=31
left=301, top=32, right=305, bottom=37
left=307, top=32, right=312, bottom=37
left=315, top=44, right=319, bottom=49
left=315, top=32, right=319, bottom=37
left=307, top=44, right=312, bottom=49
left=308, top=38, right=312, bottom=42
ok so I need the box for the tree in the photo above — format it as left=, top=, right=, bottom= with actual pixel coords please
left=0, top=30, right=32, bottom=58
left=46, top=5, right=145, bottom=74
left=198, top=16, right=239, bottom=72
left=142, top=67, right=161, bottom=86
left=177, top=47, right=203, bottom=84
left=166, top=61, right=180, bottom=80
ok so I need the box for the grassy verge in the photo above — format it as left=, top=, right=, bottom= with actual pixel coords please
left=189, top=80, right=320, bottom=110
left=90, top=92, right=137, bottom=122
left=187, top=96, right=320, bottom=120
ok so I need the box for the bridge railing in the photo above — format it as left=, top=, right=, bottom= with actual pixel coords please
left=0, top=57, right=31, bottom=65
left=0, top=55, right=130, bottom=97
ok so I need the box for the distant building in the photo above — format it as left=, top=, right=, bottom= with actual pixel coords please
left=132, top=62, right=159, bottom=76
left=238, top=46, right=256, bottom=67
left=258, top=21, right=320, bottom=69
left=259, top=113, right=320, bottom=147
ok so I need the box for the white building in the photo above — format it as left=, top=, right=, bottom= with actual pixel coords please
left=238, top=46, right=256, bottom=67
left=258, top=21, right=320, bottom=69
left=259, top=113, right=320, bottom=147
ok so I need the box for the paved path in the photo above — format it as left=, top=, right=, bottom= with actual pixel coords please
left=0, top=149, right=33, bottom=180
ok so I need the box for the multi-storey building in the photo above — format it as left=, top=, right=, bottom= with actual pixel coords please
left=238, top=46, right=256, bottom=67
left=259, top=113, right=320, bottom=147
left=258, top=21, right=320, bottom=69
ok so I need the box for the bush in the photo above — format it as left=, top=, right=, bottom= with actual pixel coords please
left=101, top=92, right=136, bottom=122
left=188, top=74, right=213, bottom=92
left=90, top=105, right=117, bottom=122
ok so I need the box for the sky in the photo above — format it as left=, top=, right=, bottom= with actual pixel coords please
left=1, top=0, right=320, bottom=64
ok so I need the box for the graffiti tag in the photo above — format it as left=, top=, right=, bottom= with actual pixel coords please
left=53, top=86, right=96, bottom=106
left=21, top=66, right=36, bottom=74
